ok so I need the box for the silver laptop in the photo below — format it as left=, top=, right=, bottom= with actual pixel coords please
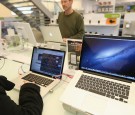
left=60, top=35, right=135, bottom=115
left=40, top=26, right=64, bottom=43
left=13, top=46, right=65, bottom=98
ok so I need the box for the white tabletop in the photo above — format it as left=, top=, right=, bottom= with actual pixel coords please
left=0, top=46, right=75, bottom=115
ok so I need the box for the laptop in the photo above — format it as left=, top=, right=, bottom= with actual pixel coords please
left=39, top=26, right=65, bottom=45
left=60, top=35, right=135, bottom=115
left=39, top=26, right=65, bottom=50
left=13, top=46, right=65, bottom=98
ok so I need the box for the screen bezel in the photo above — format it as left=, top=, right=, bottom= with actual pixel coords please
left=30, top=46, right=65, bottom=79
left=79, top=35, right=135, bottom=82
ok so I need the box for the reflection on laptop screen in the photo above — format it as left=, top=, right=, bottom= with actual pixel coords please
left=80, top=36, right=135, bottom=81
left=30, top=47, right=65, bottom=79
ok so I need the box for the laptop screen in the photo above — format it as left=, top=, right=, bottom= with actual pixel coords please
left=30, top=47, right=65, bottom=79
left=80, top=35, right=135, bottom=81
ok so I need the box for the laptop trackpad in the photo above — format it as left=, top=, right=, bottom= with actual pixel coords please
left=82, top=95, right=107, bottom=115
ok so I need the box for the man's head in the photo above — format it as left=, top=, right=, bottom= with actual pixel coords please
left=61, top=0, right=73, bottom=11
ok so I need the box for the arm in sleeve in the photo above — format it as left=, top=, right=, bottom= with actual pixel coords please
left=0, top=83, right=43, bottom=115
left=71, top=15, right=85, bottom=39
left=19, top=83, right=43, bottom=115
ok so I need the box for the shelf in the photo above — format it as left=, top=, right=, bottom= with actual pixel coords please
left=97, top=11, right=113, bottom=13
left=96, top=4, right=113, bottom=7
left=85, top=24, right=118, bottom=27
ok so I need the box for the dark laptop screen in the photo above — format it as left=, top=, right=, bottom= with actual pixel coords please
left=30, top=47, right=65, bottom=79
left=80, top=35, right=135, bottom=81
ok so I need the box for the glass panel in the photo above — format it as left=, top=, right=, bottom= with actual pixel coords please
left=17, top=7, right=33, bottom=11
left=42, top=0, right=62, bottom=15
left=21, top=10, right=33, bottom=14
left=6, top=0, right=35, bottom=15
left=13, top=2, right=34, bottom=7
left=7, top=0, right=29, bottom=3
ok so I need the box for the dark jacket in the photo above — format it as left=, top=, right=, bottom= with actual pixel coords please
left=0, top=83, right=43, bottom=115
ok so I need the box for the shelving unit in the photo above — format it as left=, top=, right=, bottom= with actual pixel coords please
left=122, top=13, right=135, bottom=37
left=115, top=1, right=135, bottom=13
left=85, top=24, right=118, bottom=27
left=31, top=8, right=50, bottom=26
left=84, top=13, right=120, bottom=36
left=96, top=5, right=113, bottom=13
left=115, top=5, right=125, bottom=13
left=93, top=0, right=115, bottom=13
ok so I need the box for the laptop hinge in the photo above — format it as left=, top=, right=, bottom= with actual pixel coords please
left=83, top=70, right=132, bottom=83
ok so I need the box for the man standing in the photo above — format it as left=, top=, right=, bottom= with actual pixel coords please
left=58, top=0, right=84, bottom=41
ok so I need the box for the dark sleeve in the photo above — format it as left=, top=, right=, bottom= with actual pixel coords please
left=71, top=15, right=85, bottom=39
left=57, top=12, right=62, bottom=24
left=19, top=83, right=43, bottom=115
left=0, top=83, right=43, bottom=115
left=0, top=86, right=21, bottom=115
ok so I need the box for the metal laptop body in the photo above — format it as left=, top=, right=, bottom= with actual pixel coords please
left=40, top=26, right=65, bottom=50
left=40, top=26, right=64, bottom=43
left=60, top=35, right=135, bottom=115
left=13, top=47, right=65, bottom=98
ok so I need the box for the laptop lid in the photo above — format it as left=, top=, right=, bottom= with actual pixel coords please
left=40, top=26, right=63, bottom=43
left=30, top=47, right=65, bottom=79
left=79, top=35, right=135, bottom=82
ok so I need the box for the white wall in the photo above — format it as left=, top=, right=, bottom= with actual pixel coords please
left=0, top=21, right=1, bottom=39
left=72, top=0, right=83, bottom=10
left=57, top=0, right=83, bottom=11
left=82, top=0, right=96, bottom=13
left=0, top=4, right=15, bottom=17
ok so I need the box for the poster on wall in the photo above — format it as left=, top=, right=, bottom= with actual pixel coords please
left=105, top=13, right=120, bottom=25
left=67, top=39, right=82, bottom=70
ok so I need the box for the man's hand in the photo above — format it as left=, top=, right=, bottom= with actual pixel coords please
left=0, top=75, right=15, bottom=91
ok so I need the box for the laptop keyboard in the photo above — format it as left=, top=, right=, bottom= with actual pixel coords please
left=75, top=74, right=130, bottom=103
left=22, top=73, right=54, bottom=87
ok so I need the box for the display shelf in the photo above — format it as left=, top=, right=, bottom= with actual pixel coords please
left=85, top=24, right=118, bottom=27
left=97, top=11, right=113, bottom=13
left=96, top=7, right=113, bottom=13
left=94, top=0, right=115, bottom=13
left=96, top=5, right=113, bottom=7
left=84, top=13, right=120, bottom=36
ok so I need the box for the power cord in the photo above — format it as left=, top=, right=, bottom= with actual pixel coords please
left=0, top=56, right=5, bottom=70
left=52, top=73, right=74, bottom=83
left=18, top=63, right=29, bottom=75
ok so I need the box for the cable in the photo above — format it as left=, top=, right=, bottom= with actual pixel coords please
left=20, top=63, right=27, bottom=73
left=62, top=73, right=74, bottom=79
left=52, top=73, right=73, bottom=79
left=52, top=74, right=62, bottom=79
left=52, top=73, right=73, bottom=84
left=18, top=65, right=23, bottom=75
left=18, top=63, right=28, bottom=75
left=0, top=57, right=5, bottom=70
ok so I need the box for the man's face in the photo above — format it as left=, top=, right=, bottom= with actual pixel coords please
left=61, top=0, right=72, bottom=11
